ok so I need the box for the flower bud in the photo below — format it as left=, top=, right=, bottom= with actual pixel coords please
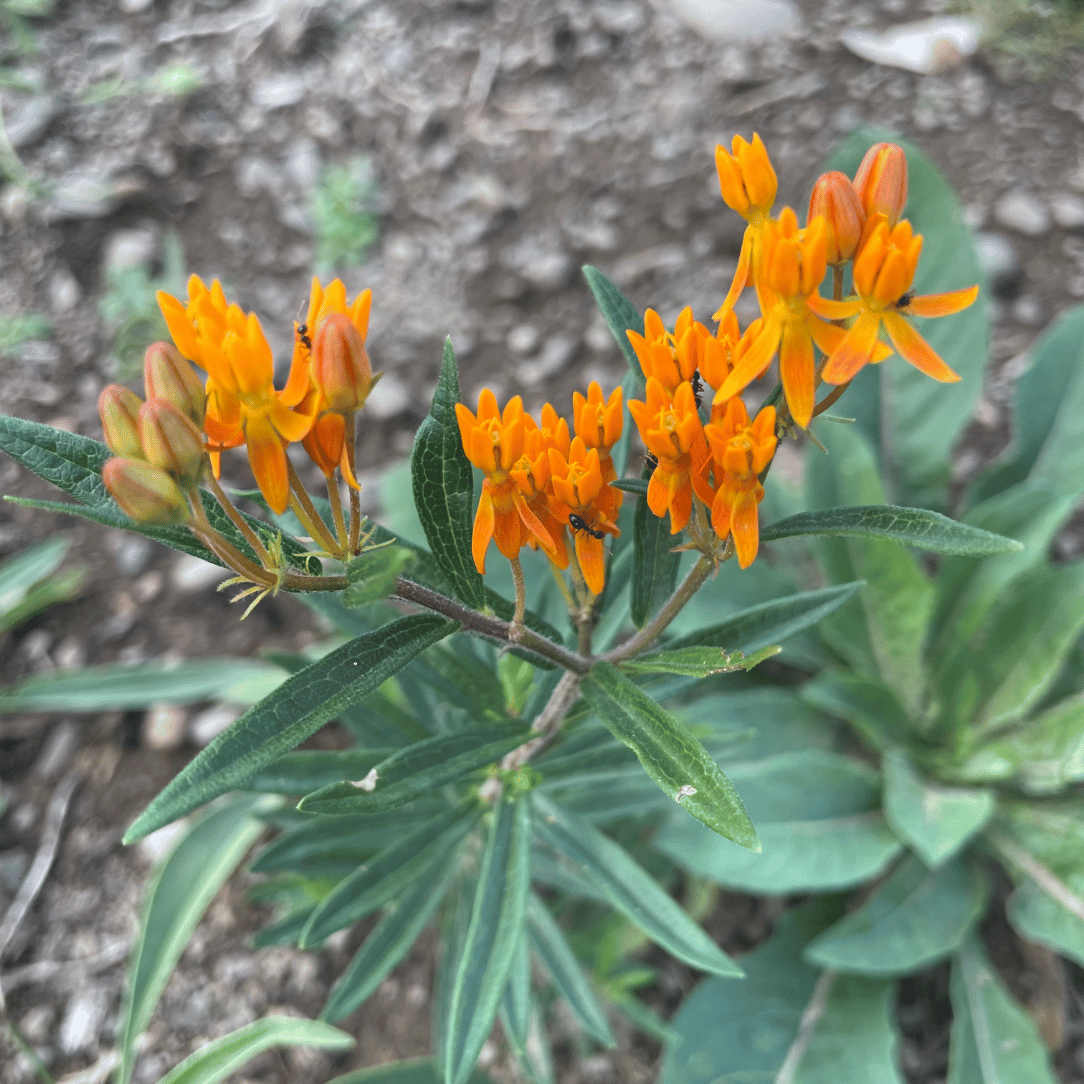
left=310, top=312, right=372, bottom=413
left=807, top=171, right=865, bottom=265
left=715, top=133, right=777, bottom=220
left=853, top=142, right=908, bottom=227
left=143, top=341, right=206, bottom=426
left=138, top=399, right=206, bottom=490
left=103, top=457, right=191, bottom=524
left=99, top=384, right=145, bottom=459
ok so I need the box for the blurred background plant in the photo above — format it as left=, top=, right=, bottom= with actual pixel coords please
left=0, top=313, right=51, bottom=360
left=0, top=538, right=84, bottom=637
left=312, top=156, right=381, bottom=275
left=967, top=0, right=1084, bottom=76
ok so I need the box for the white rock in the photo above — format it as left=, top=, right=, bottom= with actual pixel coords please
left=366, top=372, right=412, bottom=420
left=507, top=324, right=540, bottom=355
left=103, top=225, right=158, bottom=272
left=519, top=335, right=578, bottom=388
left=993, top=189, right=1051, bottom=237
left=973, top=232, right=1020, bottom=293
left=189, top=704, right=241, bottom=747
left=142, top=704, right=189, bottom=751
left=841, top=17, right=981, bottom=74
left=6, top=94, right=58, bottom=149
left=48, top=267, right=81, bottom=313
left=1050, top=192, right=1084, bottom=230
left=669, top=0, right=801, bottom=41
left=251, top=73, right=307, bottom=109
left=58, top=985, right=109, bottom=1055
left=171, top=554, right=228, bottom=593
left=1011, top=296, right=1043, bottom=326
left=119, top=0, right=155, bottom=10
left=48, top=171, right=118, bottom=219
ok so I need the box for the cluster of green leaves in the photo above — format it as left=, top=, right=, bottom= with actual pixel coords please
left=81, top=62, right=204, bottom=105
left=312, top=155, right=381, bottom=274
left=0, top=536, right=84, bottom=635
left=0, top=0, right=52, bottom=57
left=0, top=312, right=51, bottom=357
left=656, top=132, right=1084, bottom=1083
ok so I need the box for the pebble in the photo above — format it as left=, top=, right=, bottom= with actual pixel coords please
left=283, top=137, right=322, bottom=193
left=6, top=93, right=58, bottom=149
left=47, top=171, right=119, bottom=219
left=142, top=703, right=189, bottom=751
left=366, top=372, right=412, bottom=420
left=251, top=73, right=307, bottom=110
left=171, top=554, right=228, bottom=593
left=54, top=635, right=87, bottom=670
left=58, top=984, right=109, bottom=1055
left=501, top=237, right=574, bottom=291
left=134, top=570, right=164, bottom=603
left=235, top=155, right=281, bottom=199
left=973, top=232, right=1021, bottom=297
left=841, top=16, right=980, bottom=74
left=103, top=225, right=158, bottom=272
left=1050, top=191, right=1084, bottom=230
left=111, top=533, right=152, bottom=576
left=33, top=721, right=79, bottom=778
left=48, top=267, right=82, bottom=313
left=670, top=0, right=801, bottom=40
left=507, top=324, right=540, bottom=355
left=0, top=849, right=29, bottom=893
left=993, top=189, right=1051, bottom=237
left=189, top=705, right=241, bottom=747
left=520, top=335, right=579, bottom=388
left=1011, top=295, right=1043, bottom=326
left=18, top=1005, right=54, bottom=1045
left=119, top=0, right=154, bottom=10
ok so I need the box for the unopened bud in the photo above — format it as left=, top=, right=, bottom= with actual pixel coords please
left=715, top=133, right=777, bottom=220
left=103, top=457, right=191, bottom=524
left=853, top=142, right=908, bottom=227
left=311, top=313, right=372, bottom=413
left=808, top=171, right=865, bottom=265
left=139, top=399, right=206, bottom=489
left=99, top=384, right=145, bottom=459
left=143, top=341, right=206, bottom=426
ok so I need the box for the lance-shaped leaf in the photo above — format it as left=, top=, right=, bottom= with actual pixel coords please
left=582, top=662, right=758, bottom=849
left=657, top=751, right=901, bottom=894
left=326, top=1059, right=495, bottom=1084
left=533, top=793, right=741, bottom=977
left=124, top=615, right=455, bottom=842
left=155, top=1016, right=354, bottom=1084
left=301, top=806, right=479, bottom=946
left=411, top=338, right=485, bottom=608
left=527, top=893, right=615, bottom=1047
left=668, top=582, right=862, bottom=655
left=882, top=749, right=994, bottom=867
left=117, top=797, right=273, bottom=1084
left=760, top=505, right=1022, bottom=556
left=499, top=930, right=532, bottom=1054
left=620, top=645, right=781, bottom=677
left=298, top=724, right=530, bottom=815
left=611, top=478, right=649, bottom=496
left=444, top=796, right=532, bottom=1084
left=344, top=546, right=416, bottom=607
left=806, top=854, right=986, bottom=976
left=240, top=749, right=397, bottom=794
left=630, top=478, right=681, bottom=627
left=948, top=934, right=1056, bottom=1084
left=321, top=857, right=460, bottom=1023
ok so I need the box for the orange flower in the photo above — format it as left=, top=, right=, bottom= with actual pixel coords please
left=714, top=133, right=778, bottom=316
left=572, top=381, right=624, bottom=523
left=157, top=276, right=317, bottom=513
left=853, top=142, right=908, bottom=228
left=508, top=419, right=568, bottom=569
left=712, top=208, right=842, bottom=428
left=626, top=308, right=706, bottom=394
left=547, top=437, right=619, bottom=595
left=807, top=171, right=865, bottom=266
left=700, top=313, right=775, bottom=421
left=628, top=379, right=713, bottom=534
left=455, top=390, right=556, bottom=573
left=705, top=400, right=777, bottom=569
left=807, top=216, right=980, bottom=385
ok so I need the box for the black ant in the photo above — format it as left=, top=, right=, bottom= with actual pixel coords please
left=895, top=292, right=914, bottom=310
left=296, top=322, right=312, bottom=351
left=691, top=370, right=704, bottom=409
left=569, top=513, right=606, bottom=540
left=644, top=451, right=659, bottom=476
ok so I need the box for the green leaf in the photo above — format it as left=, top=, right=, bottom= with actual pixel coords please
left=297, top=724, right=530, bottom=816
left=240, top=749, right=398, bottom=794
left=444, top=795, right=532, bottom=1084
left=0, top=658, right=278, bottom=714
left=155, top=1016, right=354, bottom=1084
left=582, top=662, right=759, bottom=848
left=301, top=806, right=479, bottom=946
left=321, top=857, right=460, bottom=1022
left=124, top=615, right=454, bottom=842
left=761, top=505, right=1022, bottom=556
left=499, top=931, right=532, bottom=1053
left=660, top=899, right=902, bottom=1084
left=1007, top=872, right=1084, bottom=969
left=882, top=750, right=994, bottom=867
left=0, top=536, right=69, bottom=610
left=410, top=338, right=485, bottom=608
left=800, top=671, right=912, bottom=753
left=117, top=797, right=272, bottom=1084
left=948, top=934, right=1056, bottom=1084
left=656, top=751, right=902, bottom=893
left=344, top=546, right=416, bottom=607
left=527, top=893, right=615, bottom=1048
left=621, top=645, right=781, bottom=677
left=611, top=478, right=648, bottom=496
left=582, top=265, right=643, bottom=375
left=630, top=478, right=681, bottom=627
left=326, top=1059, right=495, bottom=1084
left=806, top=854, right=986, bottom=976
left=824, top=130, right=989, bottom=510
left=533, top=793, right=741, bottom=977
left=668, top=582, right=862, bottom=654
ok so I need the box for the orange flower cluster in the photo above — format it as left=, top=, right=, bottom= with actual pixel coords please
left=456, top=383, right=623, bottom=595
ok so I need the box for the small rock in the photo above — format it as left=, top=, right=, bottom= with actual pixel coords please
left=1011, top=295, right=1043, bottom=326
left=973, top=232, right=1021, bottom=297
left=48, top=170, right=119, bottom=219
left=18, top=1005, right=54, bottom=1045
left=520, top=335, right=578, bottom=388
left=103, top=225, right=158, bottom=273
left=11, top=803, right=38, bottom=832
left=1050, top=192, right=1084, bottom=230
left=119, top=0, right=154, bottom=10
left=251, top=73, right=307, bottom=110
left=189, top=705, right=241, bottom=747
left=111, top=534, right=152, bottom=576
left=171, top=554, right=228, bottom=593
left=58, top=985, right=109, bottom=1055
left=134, top=570, right=164, bottom=603
left=840, top=17, right=980, bottom=74
left=48, top=268, right=81, bottom=313
left=594, top=1, right=646, bottom=33
left=283, top=137, right=322, bottom=193
left=6, top=94, right=58, bottom=149
left=54, top=635, right=86, bottom=670
left=366, top=372, right=412, bottom=420
left=21, top=629, right=53, bottom=667
left=669, top=0, right=801, bottom=41
left=501, top=237, right=574, bottom=291
left=142, top=704, right=188, bottom=751
left=507, top=324, right=540, bottom=355
left=34, top=721, right=79, bottom=778
left=0, top=849, right=30, bottom=893
left=235, top=155, right=281, bottom=198
left=993, top=190, right=1051, bottom=237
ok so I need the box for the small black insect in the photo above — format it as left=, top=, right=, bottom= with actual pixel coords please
left=644, top=451, right=659, bottom=475
left=569, top=513, right=606, bottom=540
left=296, top=322, right=312, bottom=351
left=691, top=370, right=704, bottom=409
left=895, top=292, right=914, bottom=310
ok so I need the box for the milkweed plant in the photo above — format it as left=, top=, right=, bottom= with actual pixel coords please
left=2, top=129, right=1077, bottom=1084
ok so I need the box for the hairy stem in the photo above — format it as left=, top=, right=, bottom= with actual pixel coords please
left=345, top=410, right=362, bottom=553
left=286, top=459, right=341, bottom=556
left=509, top=557, right=526, bottom=633
left=327, top=473, right=349, bottom=550
left=205, top=473, right=274, bottom=568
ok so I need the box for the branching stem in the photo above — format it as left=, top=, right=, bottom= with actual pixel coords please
left=205, top=473, right=274, bottom=568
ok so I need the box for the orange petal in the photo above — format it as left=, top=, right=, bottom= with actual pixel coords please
left=574, top=533, right=606, bottom=595
left=731, top=492, right=761, bottom=569
left=882, top=313, right=961, bottom=383
left=514, top=493, right=557, bottom=555
left=778, top=322, right=815, bottom=429
left=270, top=398, right=317, bottom=444
left=713, top=228, right=752, bottom=321
left=821, top=312, right=882, bottom=385
left=904, top=285, right=980, bottom=318
left=246, top=416, right=289, bottom=515
left=805, top=294, right=862, bottom=321
left=493, top=507, right=524, bottom=560
left=712, top=316, right=780, bottom=403
left=472, top=484, right=495, bottom=573
left=807, top=313, right=847, bottom=358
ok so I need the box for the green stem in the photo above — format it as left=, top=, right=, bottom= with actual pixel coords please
left=345, top=410, right=362, bottom=553
left=327, top=474, right=349, bottom=550
left=205, top=473, right=274, bottom=568
left=286, top=459, right=341, bottom=556
left=510, top=557, right=526, bottom=630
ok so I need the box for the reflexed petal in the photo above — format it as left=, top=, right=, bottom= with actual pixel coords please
left=882, top=313, right=961, bottom=383
left=904, top=285, right=980, bottom=318
left=712, top=315, right=780, bottom=403
left=668, top=484, right=691, bottom=535
left=246, top=415, right=290, bottom=514
left=822, top=312, right=882, bottom=385
left=807, top=313, right=847, bottom=358
left=731, top=492, right=761, bottom=569
left=270, top=398, right=317, bottom=443
left=713, top=228, right=752, bottom=320
left=349, top=288, right=372, bottom=339
left=472, top=484, right=496, bottom=573
left=778, top=321, right=815, bottom=428
left=280, top=350, right=312, bottom=408
left=574, top=533, right=606, bottom=595
left=470, top=427, right=498, bottom=475
left=805, top=294, right=862, bottom=321
left=157, top=291, right=200, bottom=362
left=710, top=487, right=733, bottom=542
left=493, top=507, right=525, bottom=560
left=514, top=493, right=557, bottom=555
left=646, top=470, right=671, bottom=520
